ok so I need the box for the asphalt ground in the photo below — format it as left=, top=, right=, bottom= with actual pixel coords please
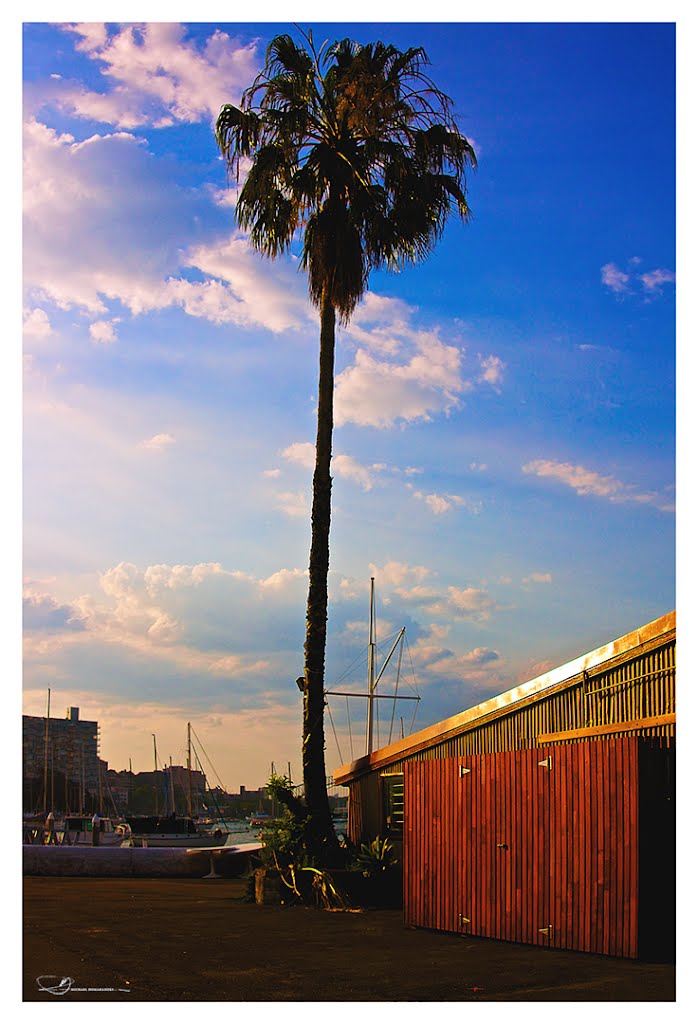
left=23, top=876, right=675, bottom=1003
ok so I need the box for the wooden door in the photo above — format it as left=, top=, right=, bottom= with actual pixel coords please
left=404, top=739, right=640, bottom=956
left=547, top=737, right=640, bottom=957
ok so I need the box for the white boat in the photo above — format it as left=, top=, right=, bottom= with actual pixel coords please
left=59, top=816, right=131, bottom=847
left=123, top=814, right=232, bottom=848
left=246, top=811, right=275, bottom=827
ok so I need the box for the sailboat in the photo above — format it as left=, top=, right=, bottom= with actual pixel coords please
left=125, top=724, right=233, bottom=847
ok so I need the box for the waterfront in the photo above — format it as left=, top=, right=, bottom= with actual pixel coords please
left=23, top=876, right=675, bottom=1002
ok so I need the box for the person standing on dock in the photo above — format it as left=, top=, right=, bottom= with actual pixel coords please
left=91, top=812, right=101, bottom=846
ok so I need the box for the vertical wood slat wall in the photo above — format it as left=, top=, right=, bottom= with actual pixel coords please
left=345, top=636, right=674, bottom=850
left=370, top=638, right=675, bottom=776
left=404, top=737, right=646, bottom=958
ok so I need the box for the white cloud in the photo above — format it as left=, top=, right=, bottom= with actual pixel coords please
left=336, top=299, right=507, bottom=429
left=23, top=307, right=53, bottom=340
left=445, top=586, right=498, bottom=622
left=382, top=573, right=498, bottom=624
left=143, top=563, right=231, bottom=592
left=368, top=561, right=432, bottom=588
left=58, top=23, right=259, bottom=129
left=639, top=268, right=675, bottom=293
left=479, top=354, right=505, bottom=388
left=23, top=117, right=309, bottom=336
left=139, top=433, right=175, bottom=451
left=24, top=561, right=293, bottom=686
left=260, top=568, right=307, bottom=591
left=410, top=489, right=465, bottom=516
left=408, top=484, right=482, bottom=516
left=601, top=262, right=631, bottom=293
left=183, top=236, right=311, bottom=333
left=335, top=330, right=467, bottom=428
left=281, top=441, right=380, bottom=491
left=274, top=491, right=307, bottom=518
left=522, top=572, right=553, bottom=585
left=281, top=442, right=315, bottom=470
left=523, top=458, right=674, bottom=512
left=600, top=260, right=675, bottom=300
left=89, top=319, right=118, bottom=344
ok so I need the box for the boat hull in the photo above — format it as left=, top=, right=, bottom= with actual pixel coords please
left=128, top=833, right=232, bottom=848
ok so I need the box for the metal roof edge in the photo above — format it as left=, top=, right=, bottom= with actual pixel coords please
left=333, top=609, right=675, bottom=785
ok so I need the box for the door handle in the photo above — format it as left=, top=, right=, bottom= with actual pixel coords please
left=496, top=842, right=508, bottom=849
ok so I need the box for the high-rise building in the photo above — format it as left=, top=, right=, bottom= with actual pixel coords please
left=22, top=706, right=100, bottom=813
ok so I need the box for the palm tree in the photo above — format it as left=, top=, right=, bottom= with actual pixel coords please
left=216, top=30, right=476, bottom=859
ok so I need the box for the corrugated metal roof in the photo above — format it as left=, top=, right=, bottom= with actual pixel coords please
left=333, top=610, right=675, bottom=785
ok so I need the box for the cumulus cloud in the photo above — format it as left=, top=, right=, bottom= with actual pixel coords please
left=368, top=561, right=432, bottom=588
left=410, top=489, right=466, bottom=516
left=89, top=319, right=118, bottom=344
left=23, top=118, right=199, bottom=316
left=139, top=433, right=175, bottom=451
left=601, top=259, right=675, bottom=299
left=57, top=23, right=259, bottom=128
left=182, top=236, right=311, bottom=333
left=522, top=572, right=553, bottom=585
left=404, top=625, right=504, bottom=690
left=23, top=307, right=53, bottom=340
left=445, top=586, right=499, bottom=622
left=23, top=118, right=310, bottom=336
left=408, top=485, right=482, bottom=516
left=23, top=561, right=295, bottom=685
left=281, top=441, right=381, bottom=491
left=334, top=329, right=467, bottom=428
left=380, top=573, right=499, bottom=624
left=601, top=262, right=631, bottom=293
left=274, top=491, right=307, bottom=518
left=335, top=299, right=507, bottom=429
left=479, top=354, right=505, bottom=388
left=23, top=592, right=85, bottom=632
left=639, top=268, right=676, bottom=294
left=522, top=458, right=674, bottom=512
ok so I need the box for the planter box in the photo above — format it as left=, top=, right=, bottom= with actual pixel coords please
left=254, top=868, right=284, bottom=905
left=254, top=866, right=402, bottom=909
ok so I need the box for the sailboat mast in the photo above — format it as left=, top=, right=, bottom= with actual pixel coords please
left=187, top=722, right=193, bottom=817
left=152, top=734, right=159, bottom=816
left=366, top=578, right=376, bottom=755
left=42, top=688, right=51, bottom=816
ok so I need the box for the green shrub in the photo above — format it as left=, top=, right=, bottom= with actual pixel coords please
left=353, top=836, right=398, bottom=878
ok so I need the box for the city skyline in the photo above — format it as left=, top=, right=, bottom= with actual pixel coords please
left=22, top=19, right=675, bottom=790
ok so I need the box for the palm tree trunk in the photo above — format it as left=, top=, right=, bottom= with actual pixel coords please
left=302, top=289, right=339, bottom=858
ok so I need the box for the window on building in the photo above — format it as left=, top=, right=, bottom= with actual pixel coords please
left=382, top=773, right=404, bottom=836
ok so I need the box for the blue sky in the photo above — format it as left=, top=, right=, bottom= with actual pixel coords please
left=20, top=15, right=676, bottom=789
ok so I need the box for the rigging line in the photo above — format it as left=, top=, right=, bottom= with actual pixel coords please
left=387, top=631, right=405, bottom=746
left=190, top=727, right=227, bottom=792
left=346, top=696, right=354, bottom=762
left=401, top=636, right=421, bottom=735
left=330, top=649, right=370, bottom=688
left=326, top=702, right=344, bottom=767
left=408, top=691, right=419, bottom=734
left=402, top=636, right=422, bottom=695
left=328, top=629, right=405, bottom=692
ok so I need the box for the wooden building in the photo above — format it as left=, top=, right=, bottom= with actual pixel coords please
left=334, top=611, right=675, bottom=959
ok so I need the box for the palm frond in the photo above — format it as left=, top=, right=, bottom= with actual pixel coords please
left=215, top=31, right=477, bottom=311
